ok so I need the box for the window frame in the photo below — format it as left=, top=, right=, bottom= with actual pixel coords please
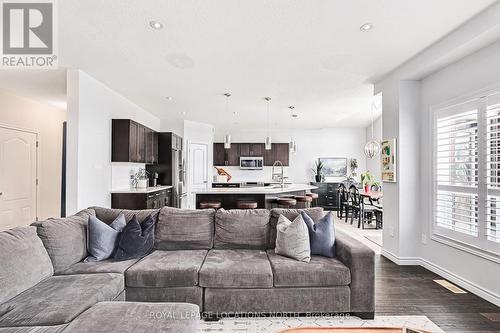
left=431, top=87, right=500, bottom=263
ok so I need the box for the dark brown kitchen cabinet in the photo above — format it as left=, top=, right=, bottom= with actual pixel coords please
left=112, top=188, right=172, bottom=210
left=240, top=143, right=263, bottom=156
left=263, top=143, right=289, bottom=166
left=213, top=143, right=226, bottom=166
left=112, top=119, right=158, bottom=164
left=213, top=143, right=240, bottom=166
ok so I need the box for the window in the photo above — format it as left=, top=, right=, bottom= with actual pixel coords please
left=434, top=91, right=500, bottom=257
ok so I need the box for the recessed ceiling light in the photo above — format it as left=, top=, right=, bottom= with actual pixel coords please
left=233, top=111, right=238, bottom=116
left=166, top=96, right=174, bottom=101
left=149, top=21, right=164, bottom=30
left=360, top=23, right=374, bottom=32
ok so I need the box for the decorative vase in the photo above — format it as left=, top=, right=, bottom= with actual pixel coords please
left=315, top=175, right=322, bottom=182
left=137, top=179, right=148, bottom=189
left=364, top=184, right=370, bottom=193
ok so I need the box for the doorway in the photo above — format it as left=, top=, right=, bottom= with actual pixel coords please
left=187, top=142, right=208, bottom=208
left=0, top=125, right=38, bottom=231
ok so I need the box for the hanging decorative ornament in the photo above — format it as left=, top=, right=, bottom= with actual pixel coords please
left=288, top=106, right=296, bottom=154
left=264, top=97, right=272, bottom=150
left=223, top=93, right=232, bottom=149
left=364, top=100, right=381, bottom=158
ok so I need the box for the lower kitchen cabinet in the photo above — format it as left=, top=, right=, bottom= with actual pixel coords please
left=111, top=188, right=172, bottom=210
left=310, top=182, right=340, bottom=211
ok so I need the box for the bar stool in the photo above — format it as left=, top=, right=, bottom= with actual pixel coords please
left=306, top=192, right=319, bottom=207
left=236, top=201, right=258, bottom=209
left=199, top=201, right=222, bottom=209
left=275, top=197, right=297, bottom=208
left=294, top=195, right=313, bottom=208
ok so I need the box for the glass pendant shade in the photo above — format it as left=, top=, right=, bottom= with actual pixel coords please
left=265, top=136, right=272, bottom=150
left=292, top=141, right=297, bottom=154
left=224, top=134, right=231, bottom=149
left=364, top=140, right=381, bottom=158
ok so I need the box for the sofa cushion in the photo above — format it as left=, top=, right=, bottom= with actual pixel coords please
left=33, top=209, right=95, bottom=273
left=62, top=302, right=199, bottom=333
left=155, top=207, right=214, bottom=250
left=267, top=250, right=350, bottom=287
left=269, top=207, right=324, bottom=248
left=302, top=211, right=336, bottom=257
left=0, top=326, right=67, bottom=333
left=214, top=209, right=270, bottom=249
left=126, top=250, right=207, bottom=288
left=199, top=249, right=273, bottom=288
left=90, top=206, right=159, bottom=224
left=0, top=273, right=123, bottom=327
left=0, top=227, right=53, bottom=304
left=86, top=214, right=126, bottom=262
left=58, top=259, right=139, bottom=275
left=275, top=214, right=311, bottom=262
left=114, top=215, right=154, bottom=261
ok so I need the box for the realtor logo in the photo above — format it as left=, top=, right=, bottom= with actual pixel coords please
left=1, top=0, right=57, bottom=68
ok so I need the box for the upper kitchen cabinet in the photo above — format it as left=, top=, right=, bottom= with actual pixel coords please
left=213, top=143, right=240, bottom=166
left=240, top=143, right=264, bottom=156
left=112, top=119, right=158, bottom=164
left=264, top=143, right=289, bottom=166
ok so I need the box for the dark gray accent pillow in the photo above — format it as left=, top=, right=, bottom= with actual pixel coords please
left=301, top=211, right=335, bottom=258
left=85, top=214, right=126, bottom=262
left=114, top=215, right=155, bottom=261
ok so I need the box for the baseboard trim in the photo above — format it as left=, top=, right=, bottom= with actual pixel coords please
left=381, top=250, right=500, bottom=307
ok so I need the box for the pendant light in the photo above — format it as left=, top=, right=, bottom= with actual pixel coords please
left=223, top=93, right=231, bottom=149
left=264, top=97, right=272, bottom=150
left=364, top=101, right=381, bottom=159
left=288, top=106, right=297, bottom=154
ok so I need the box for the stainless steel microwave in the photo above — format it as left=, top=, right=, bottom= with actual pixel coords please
left=240, top=156, right=263, bottom=170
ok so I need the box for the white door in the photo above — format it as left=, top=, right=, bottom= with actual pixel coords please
left=0, top=126, right=37, bottom=231
left=188, top=142, right=208, bottom=208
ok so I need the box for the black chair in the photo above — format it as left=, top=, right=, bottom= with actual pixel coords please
left=347, top=185, right=361, bottom=225
left=369, top=184, right=383, bottom=229
left=337, top=184, right=349, bottom=219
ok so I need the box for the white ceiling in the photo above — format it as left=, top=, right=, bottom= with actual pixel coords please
left=28, top=1, right=500, bottom=128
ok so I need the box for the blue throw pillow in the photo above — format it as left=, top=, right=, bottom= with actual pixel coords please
left=85, top=213, right=126, bottom=262
left=113, top=215, right=155, bottom=261
left=301, top=211, right=335, bottom=258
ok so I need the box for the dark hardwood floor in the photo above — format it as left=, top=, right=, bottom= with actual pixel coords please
left=375, top=255, right=500, bottom=332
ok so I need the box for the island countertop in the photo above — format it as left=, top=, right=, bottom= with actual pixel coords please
left=193, top=183, right=317, bottom=195
left=111, top=185, right=173, bottom=194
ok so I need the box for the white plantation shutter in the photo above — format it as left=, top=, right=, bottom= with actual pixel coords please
left=433, top=91, right=500, bottom=256
left=435, top=103, right=479, bottom=236
left=486, top=92, right=500, bottom=244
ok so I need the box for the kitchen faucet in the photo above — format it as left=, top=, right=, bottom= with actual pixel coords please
left=272, top=160, right=285, bottom=187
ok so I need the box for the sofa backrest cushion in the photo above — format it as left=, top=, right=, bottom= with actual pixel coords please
left=269, top=207, right=324, bottom=248
left=33, top=209, right=95, bottom=273
left=90, top=206, right=159, bottom=225
left=214, top=209, right=270, bottom=250
left=0, top=226, right=53, bottom=304
left=155, top=207, right=215, bottom=250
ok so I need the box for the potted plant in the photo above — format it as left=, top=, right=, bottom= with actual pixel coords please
left=134, top=168, right=150, bottom=189
left=360, top=170, right=373, bottom=193
left=312, top=160, right=324, bottom=183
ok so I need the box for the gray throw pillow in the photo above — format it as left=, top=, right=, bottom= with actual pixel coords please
left=85, top=214, right=126, bottom=262
left=275, top=214, right=311, bottom=262
left=301, top=211, right=335, bottom=258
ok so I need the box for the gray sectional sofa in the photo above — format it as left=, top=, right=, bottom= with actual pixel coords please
left=0, top=205, right=374, bottom=331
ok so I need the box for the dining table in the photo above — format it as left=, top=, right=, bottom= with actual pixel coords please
left=360, top=190, right=383, bottom=201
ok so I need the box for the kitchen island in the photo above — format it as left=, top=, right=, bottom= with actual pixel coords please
left=194, top=184, right=317, bottom=209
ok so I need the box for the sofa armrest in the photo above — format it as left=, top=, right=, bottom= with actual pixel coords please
left=335, top=230, right=375, bottom=315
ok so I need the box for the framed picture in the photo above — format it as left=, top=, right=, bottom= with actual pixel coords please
left=381, top=138, right=397, bottom=183
left=319, top=157, right=347, bottom=177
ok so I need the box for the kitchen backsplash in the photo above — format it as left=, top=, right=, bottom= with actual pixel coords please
left=212, top=166, right=290, bottom=182
left=111, top=163, right=146, bottom=190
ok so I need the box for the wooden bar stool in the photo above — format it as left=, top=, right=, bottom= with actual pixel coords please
left=236, top=201, right=258, bottom=209
left=294, top=195, right=313, bottom=208
left=275, top=197, right=297, bottom=208
left=199, top=201, right=222, bottom=209
left=306, top=192, right=319, bottom=207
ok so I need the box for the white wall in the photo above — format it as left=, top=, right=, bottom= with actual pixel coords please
left=184, top=120, right=214, bottom=208
left=0, top=90, right=66, bottom=219
left=419, top=40, right=500, bottom=304
left=66, top=70, right=160, bottom=213
left=214, top=127, right=367, bottom=183
left=365, top=116, right=382, bottom=181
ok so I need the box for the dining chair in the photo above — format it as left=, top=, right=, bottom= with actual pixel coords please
left=337, top=184, right=349, bottom=219
left=348, top=185, right=361, bottom=226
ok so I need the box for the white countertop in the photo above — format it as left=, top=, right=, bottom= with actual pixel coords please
left=111, top=185, right=173, bottom=194
left=194, top=184, right=317, bottom=195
